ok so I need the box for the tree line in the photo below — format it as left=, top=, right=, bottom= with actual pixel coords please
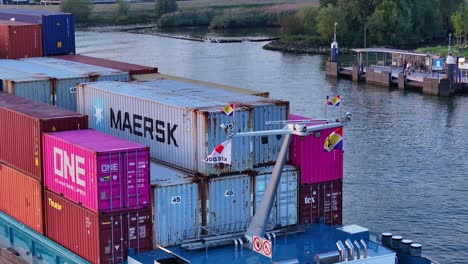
left=283, top=0, right=468, bottom=48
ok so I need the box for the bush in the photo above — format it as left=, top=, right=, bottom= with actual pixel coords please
left=155, top=0, right=179, bottom=19
left=60, top=0, right=93, bottom=23
left=158, top=9, right=216, bottom=27
left=210, top=9, right=269, bottom=29
left=117, top=0, right=130, bottom=19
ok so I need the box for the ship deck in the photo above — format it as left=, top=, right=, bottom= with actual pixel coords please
left=127, top=224, right=396, bottom=264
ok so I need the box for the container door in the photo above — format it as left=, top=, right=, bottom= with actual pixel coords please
left=322, top=179, right=343, bottom=226
left=300, top=183, right=321, bottom=224
left=97, top=153, right=125, bottom=212
left=126, top=208, right=153, bottom=253
left=154, top=182, right=200, bottom=246
left=99, top=214, right=125, bottom=264
left=276, top=169, right=298, bottom=227
left=206, top=175, right=252, bottom=234
left=123, top=149, right=150, bottom=210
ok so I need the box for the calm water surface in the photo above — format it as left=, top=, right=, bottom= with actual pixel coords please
left=77, top=31, right=467, bottom=264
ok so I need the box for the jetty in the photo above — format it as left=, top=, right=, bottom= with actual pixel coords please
left=325, top=48, right=468, bottom=96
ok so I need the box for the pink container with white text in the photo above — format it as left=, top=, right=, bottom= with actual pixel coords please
left=289, top=114, right=343, bottom=184
left=43, top=129, right=150, bottom=213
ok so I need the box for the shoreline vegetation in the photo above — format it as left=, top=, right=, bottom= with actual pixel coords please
left=1, top=0, right=466, bottom=57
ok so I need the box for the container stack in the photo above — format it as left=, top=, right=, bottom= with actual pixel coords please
left=42, top=130, right=152, bottom=263
left=0, top=9, right=75, bottom=56
left=74, top=79, right=302, bottom=243
left=0, top=93, right=88, bottom=234
left=0, top=58, right=129, bottom=111
left=289, top=114, right=344, bottom=226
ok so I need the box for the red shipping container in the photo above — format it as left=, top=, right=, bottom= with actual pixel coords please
left=0, top=163, right=43, bottom=234
left=0, top=93, right=88, bottom=182
left=0, top=20, right=42, bottom=59
left=43, top=130, right=151, bottom=213
left=299, top=179, right=342, bottom=226
left=45, top=190, right=152, bottom=264
left=289, top=114, right=343, bottom=184
left=53, top=54, right=158, bottom=76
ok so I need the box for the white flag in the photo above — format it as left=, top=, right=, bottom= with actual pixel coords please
left=203, top=139, right=232, bottom=164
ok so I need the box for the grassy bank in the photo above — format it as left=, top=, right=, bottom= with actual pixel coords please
left=415, top=46, right=468, bottom=57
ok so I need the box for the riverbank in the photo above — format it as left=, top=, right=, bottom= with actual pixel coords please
left=263, top=40, right=351, bottom=55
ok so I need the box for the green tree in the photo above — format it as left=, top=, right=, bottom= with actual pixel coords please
left=117, top=0, right=130, bottom=18
left=155, top=0, right=179, bottom=19
left=319, top=0, right=338, bottom=7
left=451, top=4, right=468, bottom=48
left=367, top=0, right=410, bottom=46
left=296, top=6, right=319, bottom=34
left=439, top=0, right=463, bottom=33
left=316, top=4, right=346, bottom=41
left=60, top=0, right=93, bottom=22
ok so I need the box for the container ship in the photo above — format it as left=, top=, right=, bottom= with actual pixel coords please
left=0, top=9, right=437, bottom=264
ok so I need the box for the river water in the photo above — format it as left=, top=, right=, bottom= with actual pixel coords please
left=76, top=30, right=467, bottom=264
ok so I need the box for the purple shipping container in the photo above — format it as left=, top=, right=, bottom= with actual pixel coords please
left=289, top=114, right=343, bottom=184
left=43, top=129, right=150, bottom=213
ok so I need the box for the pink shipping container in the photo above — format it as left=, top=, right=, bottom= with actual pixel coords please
left=0, top=93, right=88, bottom=182
left=299, top=179, right=343, bottom=226
left=45, top=190, right=152, bottom=264
left=43, top=129, right=151, bottom=213
left=0, top=162, right=43, bottom=234
left=289, top=114, right=343, bottom=184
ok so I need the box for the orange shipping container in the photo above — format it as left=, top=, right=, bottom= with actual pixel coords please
left=0, top=20, right=42, bottom=59
left=0, top=163, right=43, bottom=234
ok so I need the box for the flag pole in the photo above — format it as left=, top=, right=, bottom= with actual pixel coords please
left=325, top=96, right=329, bottom=121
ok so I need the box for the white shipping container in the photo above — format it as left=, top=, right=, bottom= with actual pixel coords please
left=77, top=81, right=288, bottom=175
left=151, top=163, right=202, bottom=247
left=253, top=165, right=299, bottom=230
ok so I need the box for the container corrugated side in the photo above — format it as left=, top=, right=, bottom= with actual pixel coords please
left=78, top=81, right=287, bottom=175
left=151, top=162, right=201, bottom=246
left=21, top=58, right=131, bottom=106
left=0, top=163, right=43, bottom=234
left=45, top=190, right=152, bottom=264
left=205, top=174, right=252, bottom=234
left=299, top=179, right=342, bottom=226
left=132, top=73, right=268, bottom=97
left=139, top=79, right=288, bottom=167
left=0, top=93, right=88, bottom=181
left=0, top=21, right=42, bottom=59
left=53, top=54, right=158, bottom=75
left=43, top=130, right=150, bottom=213
left=253, top=165, right=298, bottom=230
left=289, top=114, right=343, bottom=184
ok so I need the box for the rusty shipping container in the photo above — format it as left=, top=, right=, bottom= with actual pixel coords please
left=0, top=163, right=43, bottom=234
left=205, top=173, right=252, bottom=234
left=0, top=20, right=42, bottom=59
left=77, top=80, right=288, bottom=175
left=45, top=190, right=152, bottom=264
left=0, top=93, right=88, bottom=181
left=299, top=179, right=343, bottom=226
left=289, top=114, right=344, bottom=184
left=53, top=54, right=158, bottom=76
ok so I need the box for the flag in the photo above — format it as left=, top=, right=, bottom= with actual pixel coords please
left=223, top=104, right=235, bottom=116
left=326, top=95, right=341, bottom=106
left=203, top=139, right=232, bottom=164
left=324, top=127, right=343, bottom=152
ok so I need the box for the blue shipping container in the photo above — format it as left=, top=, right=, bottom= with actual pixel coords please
left=0, top=9, right=75, bottom=56
left=205, top=174, right=252, bottom=234
left=151, top=162, right=202, bottom=247
left=253, top=165, right=298, bottom=230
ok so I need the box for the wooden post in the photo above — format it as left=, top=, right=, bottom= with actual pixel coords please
left=398, top=73, right=405, bottom=89
left=352, top=66, right=359, bottom=82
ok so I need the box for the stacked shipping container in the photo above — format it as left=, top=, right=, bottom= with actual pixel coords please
left=289, top=114, right=344, bottom=226
left=42, top=130, right=151, bottom=213
left=0, top=58, right=129, bottom=111
left=0, top=9, right=75, bottom=56
left=76, top=80, right=288, bottom=175
left=0, top=20, right=42, bottom=59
